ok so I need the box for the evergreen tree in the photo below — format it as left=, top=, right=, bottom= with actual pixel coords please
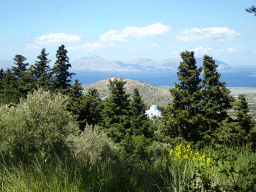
left=66, top=80, right=103, bottom=132
left=0, top=68, right=4, bottom=89
left=11, top=55, right=35, bottom=99
left=66, top=79, right=85, bottom=130
left=229, top=94, right=255, bottom=145
left=99, top=78, right=131, bottom=143
left=81, top=88, right=103, bottom=131
left=159, top=51, right=205, bottom=144
left=129, top=88, right=155, bottom=139
left=234, top=94, right=255, bottom=134
left=0, top=69, right=21, bottom=105
left=197, top=55, right=236, bottom=145
left=213, top=94, right=255, bottom=148
left=51, top=45, right=76, bottom=94
left=11, top=55, right=29, bottom=79
left=30, top=48, right=53, bottom=91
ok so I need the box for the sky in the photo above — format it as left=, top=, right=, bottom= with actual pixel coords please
left=0, top=0, right=256, bottom=68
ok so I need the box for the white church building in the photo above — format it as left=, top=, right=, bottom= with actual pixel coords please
left=145, top=105, right=163, bottom=119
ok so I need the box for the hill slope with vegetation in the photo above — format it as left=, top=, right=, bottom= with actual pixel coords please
left=82, top=78, right=174, bottom=109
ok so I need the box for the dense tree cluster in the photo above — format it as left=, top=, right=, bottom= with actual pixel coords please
left=1, top=46, right=256, bottom=159
left=157, top=50, right=256, bottom=150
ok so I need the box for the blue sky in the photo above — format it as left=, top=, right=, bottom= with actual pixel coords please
left=0, top=0, right=256, bottom=68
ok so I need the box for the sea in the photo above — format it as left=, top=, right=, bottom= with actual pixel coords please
left=69, top=70, right=256, bottom=94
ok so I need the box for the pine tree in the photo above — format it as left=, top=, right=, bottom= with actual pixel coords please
left=213, top=94, right=255, bottom=148
left=129, top=88, right=155, bottom=139
left=30, top=48, right=53, bottom=91
left=51, top=45, right=76, bottom=94
left=65, top=79, right=84, bottom=128
left=197, top=55, right=236, bottom=145
left=99, top=78, right=131, bottom=143
left=80, top=88, right=103, bottom=131
left=11, top=55, right=30, bottom=79
left=0, top=68, right=21, bottom=105
left=231, top=94, right=255, bottom=145
left=159, top=51, right=205, bottom=144
left=0, top=68, right=4, bottom=89
left=65, top=79, right=102, bottom=132
left=10, top=55, right=36, bottom=101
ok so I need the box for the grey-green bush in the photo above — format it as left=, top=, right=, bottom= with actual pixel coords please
left=68, top=124, right=119, bottom=165
left=146, top=141, right=171, bottom=168
left=147, top=141, right=171, bottom=158
left=0, top=88, right=80, bottom=159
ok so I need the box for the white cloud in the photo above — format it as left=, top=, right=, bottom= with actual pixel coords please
left=227, top=48, right=238, bottom=53
left=189, top=46, right=212, bottom=54
left=176, top=27, right=241, bottom=42
left=36, top=33, right=80, bottom=44
left=100, top=23, right=171, bottom=42
left=110, top=43, right=115, bottom=47
left=25, top=33, right=81, bottom=50
left=67, top=42, right=106, bottom=51
left=187, top=46, right=239, bottom=56
left=149, top=43, right=161, bottom=48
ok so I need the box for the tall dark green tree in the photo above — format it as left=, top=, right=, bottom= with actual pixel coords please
left=11, top=55, right=30, bottom=79
left=65, top=79, right=85, bottom=130
left=30, top=48, right=53, bottom=91
left=51, top=45, right=75, bottom=94
left=66, top=80, right=103, bottom=132
left=11, top=55, right=35, bottom=100
left=159, top=51, right=205, bottom=144
left=81, top=88, right=103, bottom=130
left=0, top=68, right=4, bottom=89
left=99, top=78, right=131, bottom=143
left=129, top=88, right=155, bottom=139
left=219, top=94, right=256, bottom=146
left=197, top=55, right=236, bottom=145
left=0, top=68, right=21, bottom=105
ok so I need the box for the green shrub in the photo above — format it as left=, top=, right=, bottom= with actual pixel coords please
left=68, top=124, right=119, bottom=165
left=131, top=134, right=152, bottom=159
left=147, top=141, right=171, bottom=159
left=0, top=88, right=80, bottom=160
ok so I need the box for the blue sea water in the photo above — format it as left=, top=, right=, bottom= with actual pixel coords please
left=69, top=70, right=256, bottom=88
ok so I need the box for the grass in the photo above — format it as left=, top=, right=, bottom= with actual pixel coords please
left=1, top=143, right=256, bottom=191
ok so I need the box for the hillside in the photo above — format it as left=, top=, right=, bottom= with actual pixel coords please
left=82, top=78, right=174, bottom=109
left=82, top=78, right=256, bottom=120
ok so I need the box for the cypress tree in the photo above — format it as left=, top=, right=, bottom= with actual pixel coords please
left=0, top=68, right=21, bottom=105
left=129, top=88, right=155, bottom=139
left=65, top=79, right=85, bottom=130
left=80, top=88, right=103, bottom=131
left=0, top=68, right=4, bottom=89
left=197, top=55, right=236, bottom=145
left=66, top=80, right=103, bottom=132
left=11, top=55, right=29, bottom=79
left=30, top=48, right=53, bottom=91
left=159, top=51, right=205, bottom=144
left=11, top=55, right=35, bottom=99
left=99, top=78, right=131, bottom=143
left=51, top=45, right=76, bottom=94
left=233, top=94, right=255, bottom=135
left=216, top=94, right=255, bottom=146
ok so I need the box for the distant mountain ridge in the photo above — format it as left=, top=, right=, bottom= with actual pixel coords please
left=69, top=55, right=238, bottom=72
left=1, top=55, right=255, bottom=73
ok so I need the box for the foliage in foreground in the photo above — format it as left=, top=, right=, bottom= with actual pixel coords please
left=1, top=142, right=256, bottom=191
left=0, top=87, right=80, bottom=161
